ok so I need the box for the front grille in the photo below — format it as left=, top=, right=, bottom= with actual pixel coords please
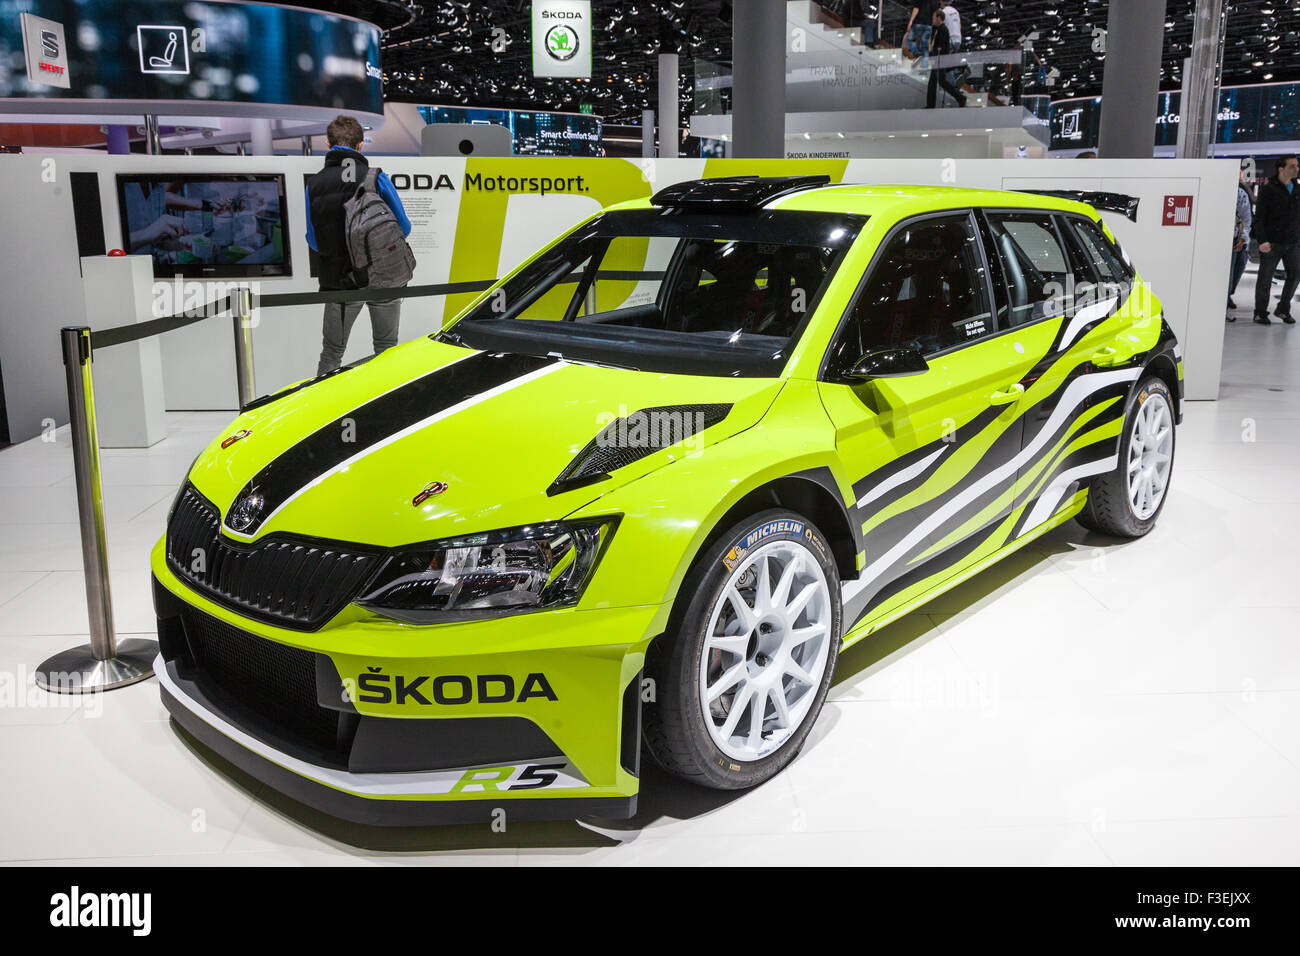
left=167, top=485, right=383, bottom=630
left=180, top=607, right=342, bottom=754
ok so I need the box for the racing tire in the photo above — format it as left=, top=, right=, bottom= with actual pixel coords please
left=1076, top=376, right=1176, bottom=538
left=644, top=509, right=841, bottom=790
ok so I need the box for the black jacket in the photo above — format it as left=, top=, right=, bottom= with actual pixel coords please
left=1251, top=179, right=1300, bottom=246
left=931, top=21, right=953, bottom=56
left=306, top=147, right=369, bottom=290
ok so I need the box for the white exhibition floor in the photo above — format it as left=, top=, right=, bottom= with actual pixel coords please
left=2, top=279, right=1299, bottom=866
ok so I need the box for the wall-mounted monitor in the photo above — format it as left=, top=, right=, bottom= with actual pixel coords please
left=116, top=173, right=291, bottom=279
left=415, top=105, right=603, bottom=156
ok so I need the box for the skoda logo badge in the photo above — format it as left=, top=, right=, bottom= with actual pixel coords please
left=227, top=492, right=264, bottom=533
left=544, top=24, right=579, bottom=61
left=412, top=481, right=448, bottom=507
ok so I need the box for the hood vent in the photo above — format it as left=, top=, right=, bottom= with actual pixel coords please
left=547, top=403, right=732, bottom=497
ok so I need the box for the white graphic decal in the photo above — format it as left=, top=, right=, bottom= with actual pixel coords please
left=856, top=446, right=948, bottom=509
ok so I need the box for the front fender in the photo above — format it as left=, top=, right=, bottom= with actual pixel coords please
left=569, top=380, right=850, bottom=629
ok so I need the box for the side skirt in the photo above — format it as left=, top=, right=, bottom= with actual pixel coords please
left=840, top=488, right=1088, bottom=650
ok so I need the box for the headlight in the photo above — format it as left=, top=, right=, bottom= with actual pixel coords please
left=357, top=518, right=618, bottom=624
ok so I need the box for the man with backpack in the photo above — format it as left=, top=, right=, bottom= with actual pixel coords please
left=305, top=115, right=414, bottom=376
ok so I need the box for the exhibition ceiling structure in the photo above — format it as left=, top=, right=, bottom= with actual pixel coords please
left=358, top=0, right=1300, bottom=120
left=0, top=0, right=1296, bottom=896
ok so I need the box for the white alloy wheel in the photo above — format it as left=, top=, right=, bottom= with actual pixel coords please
left=1127, top=389, right=1174, bottom=520
left=698, top=539, right=833, bottom=762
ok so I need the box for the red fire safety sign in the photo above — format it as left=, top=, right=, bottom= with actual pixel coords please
left=1162, top=195, right=1194, bottom=226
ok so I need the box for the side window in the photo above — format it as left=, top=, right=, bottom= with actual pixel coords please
left=985, top=212, right=1072, bottom=326
left=1066, top=217, right=1133, bottom=287
left=829, top=214, right=993, bottom=370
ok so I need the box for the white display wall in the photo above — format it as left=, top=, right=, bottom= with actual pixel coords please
left=0, top=154, right=1236, bottom=444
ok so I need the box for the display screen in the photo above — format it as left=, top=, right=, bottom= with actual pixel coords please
left=116, top=174, right=291, bottom=279
left=416, top=105, right=603, bottom=156
left=1049, top=97, right=1104, bottom=152
left=1050, top=82, right=1300, bottom=151
left=0, top=0, right=382, bottom=114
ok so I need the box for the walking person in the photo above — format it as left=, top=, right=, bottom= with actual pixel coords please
left=305, top=115, right=414, bottom=375
left=926, top=7, right=966, bottom=108
left=1227, top=162, right=1253, bottom=321
left=940, top=2, right=961, bottom=49
left=903, top=1, right=937, bottom=70
left=1251, top=154, right=1300, bottom=325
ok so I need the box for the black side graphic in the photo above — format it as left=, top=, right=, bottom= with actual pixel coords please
left=850, top=404, right=1004, bottom=514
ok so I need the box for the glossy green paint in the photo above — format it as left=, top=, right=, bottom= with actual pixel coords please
left=154, top=183, right=1173, bottom=806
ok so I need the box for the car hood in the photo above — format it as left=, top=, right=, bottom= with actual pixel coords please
left=187, top=337, right=783, bottom=547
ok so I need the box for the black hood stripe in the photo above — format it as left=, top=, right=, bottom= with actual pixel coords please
left=224, top=351, right=557, bottom=537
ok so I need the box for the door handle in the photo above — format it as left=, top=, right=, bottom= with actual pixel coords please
left=988, top=383, right=1024, bottom=406
left=1091, top=346, right=1123, bottom=367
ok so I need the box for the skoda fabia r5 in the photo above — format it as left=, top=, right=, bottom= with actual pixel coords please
left=152, top=177, right=1181, bottom=824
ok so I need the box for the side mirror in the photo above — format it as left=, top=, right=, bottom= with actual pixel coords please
left=845, top=347, right=930, bottom=381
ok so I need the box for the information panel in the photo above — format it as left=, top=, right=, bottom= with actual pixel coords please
left=0, top=0, right=382, bottom=114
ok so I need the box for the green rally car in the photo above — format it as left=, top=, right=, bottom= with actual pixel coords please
left=152, top=176, right=1181, bottom=825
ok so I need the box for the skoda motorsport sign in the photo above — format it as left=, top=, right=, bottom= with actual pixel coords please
left=532, top=0, right=592, bottom=79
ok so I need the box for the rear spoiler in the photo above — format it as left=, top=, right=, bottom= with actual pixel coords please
left=1016, top=190, right=1140, bottom=222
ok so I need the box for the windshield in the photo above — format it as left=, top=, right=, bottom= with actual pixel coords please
left=439, top=208, right=865, bottom=377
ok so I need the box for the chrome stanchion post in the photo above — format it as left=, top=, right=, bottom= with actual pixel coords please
left=36, top=328, right=156, bottom=693
left=144, top=114, right=161, bottom=155
left=232, top=286, right=257, bottom=409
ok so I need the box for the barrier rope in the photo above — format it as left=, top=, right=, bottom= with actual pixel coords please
left=86, top=280, right=497, bottom=352
left=90, top=296, right=233, bottom=350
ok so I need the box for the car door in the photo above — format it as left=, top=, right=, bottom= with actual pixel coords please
left=818, top=211, right=1041, bottom=624
left=981, top=209, right=1137, bottom=535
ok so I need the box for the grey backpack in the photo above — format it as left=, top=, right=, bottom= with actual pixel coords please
left=343, top=168, right=415, bottom=290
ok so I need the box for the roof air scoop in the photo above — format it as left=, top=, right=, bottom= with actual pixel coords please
left=650, top=176, right=832, bottom=211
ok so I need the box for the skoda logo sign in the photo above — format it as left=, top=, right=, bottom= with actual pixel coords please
left=227, top=492, right=265, bottom=533
left=545, top=23, right=579, bottom=61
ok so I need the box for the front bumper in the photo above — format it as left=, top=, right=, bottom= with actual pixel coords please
left=151, top=539, right=657, bottom=826
left=158, top=656, right=637, bottom=825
